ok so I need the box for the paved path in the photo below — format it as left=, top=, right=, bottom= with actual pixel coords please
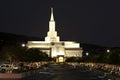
left=23, top=63, right=120, bottom=80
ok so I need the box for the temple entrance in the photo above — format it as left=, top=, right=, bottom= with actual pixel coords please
left=56, top=55, right=64, bottom=62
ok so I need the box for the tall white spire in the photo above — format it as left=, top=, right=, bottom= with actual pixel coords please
left=50, top=8, right=54, bottom=21
left=45, top=8, right=60, bottom=42
left=49, top=8, right=55, bottom=31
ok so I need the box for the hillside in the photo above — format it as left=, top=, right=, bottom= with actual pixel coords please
left=0, top=32, right=43, bottom=46
left=81, top=43, right=108, bottom=55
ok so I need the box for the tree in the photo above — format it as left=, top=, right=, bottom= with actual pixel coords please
left=0, top=45, right=51, bottom=63
left=97, top=53, right=111, bottom=63
left=24, top=48, right=50, bottom=62
left=0, top=45, right=26, bottom=63
left=110, top=49, right=120, bottom=65
left=66, top=57, right=82, bottom=62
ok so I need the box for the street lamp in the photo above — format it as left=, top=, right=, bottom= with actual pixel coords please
left=22, top=44, right=25, bottom=47
left=107, top=49, right=110, bottom=53
left=86, top=52, right=89, bottom=56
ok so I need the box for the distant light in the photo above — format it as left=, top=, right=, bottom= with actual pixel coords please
left=22, top=44, right=25, bottom=47
left=86, top=52, right=89, bottom=56
left=107, top=49, right=110, bottom=53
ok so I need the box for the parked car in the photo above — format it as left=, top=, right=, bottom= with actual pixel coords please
left=0, top=64, right=12, bottom=72
left=0, top=63, right=18, bottom=72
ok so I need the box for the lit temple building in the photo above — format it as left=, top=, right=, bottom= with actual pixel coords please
left=27, top=8, right=83, bottom=62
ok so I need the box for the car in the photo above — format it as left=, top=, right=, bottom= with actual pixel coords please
left=0, top=64, right=12, bottom=70
left=0, top=63, right=18, bottom=72
left=0, top=64, right=12, bottom=72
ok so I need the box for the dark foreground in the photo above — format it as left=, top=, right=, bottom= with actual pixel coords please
left=23, top=63, right=120, bottom=80
left=2, top=63, right=120, bottom=80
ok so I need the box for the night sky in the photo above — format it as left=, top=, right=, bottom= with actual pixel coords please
left=0, top=0, right=120, bottom=47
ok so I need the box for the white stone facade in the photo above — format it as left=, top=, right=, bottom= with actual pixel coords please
left=27, top=8, right=83, bottom=59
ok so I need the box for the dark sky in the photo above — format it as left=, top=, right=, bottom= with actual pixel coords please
left=0, top=0, right=120, bottom=47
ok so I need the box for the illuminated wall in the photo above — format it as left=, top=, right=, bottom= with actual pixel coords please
left=51, top=43, right=65, bottom=58
left=27, top=8, right=83, bottom=60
